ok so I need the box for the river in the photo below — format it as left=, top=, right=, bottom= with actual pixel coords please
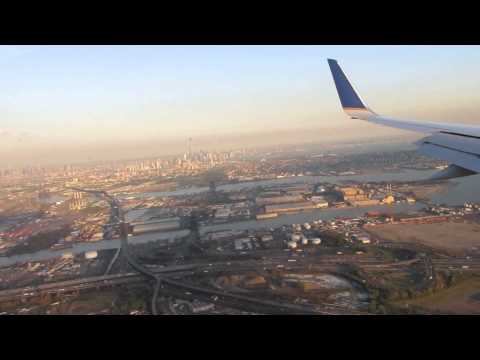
left=0, top=230, right=190, bottom=268
left=2, top=169, right=479, bottom=267
left=125, top=169, right=442, bottom=199
left=133, top=169, right=480, bottom=206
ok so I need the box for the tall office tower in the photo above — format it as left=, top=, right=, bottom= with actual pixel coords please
left=188, top=137, right=192, bottom=160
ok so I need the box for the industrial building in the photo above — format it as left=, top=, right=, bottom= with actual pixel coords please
left=234, top=238, right=253, bottom=251
left=256, top=213, right=278, bottom=220
left=310, top=195, right=329, bottom=208
left=348, top=199, right=380, bottom=207
left=265, top=201, right=317, bottom=214
left=338, top=186, right=380, bottom=207
left=205, top=230, right=247, bottom=242
left=214, top=208, right=231, bottom=221
left=256, top=195, right=305, bottom=206
left=132, top=217, right=181, bottom=234
left=382, top=195, right=395, bottom=204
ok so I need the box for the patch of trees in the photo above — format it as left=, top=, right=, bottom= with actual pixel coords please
left=112, top=285, right=149, bottom=314
left=319, top=230, right=348, bottom=247
left=367, top=246, right=417, bottom=262
left=366, top=270, right=470, bottom=314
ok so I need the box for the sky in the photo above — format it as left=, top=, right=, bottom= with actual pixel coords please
left=2, top=45, right=480, bottom=167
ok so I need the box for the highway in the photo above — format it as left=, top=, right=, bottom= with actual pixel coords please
left=77, top=189, right=337, bottom=314
left=0, top=229, right=189, bottom=268
left=4, top=236, right=472, bottom=314
left=104, top=247, right=121, bottom=275
left=0, top=264, right=197, bottom=302
left=0, top=251, right=375, bottom=314
left=4, top=187, right=476, bottom=314
left=1, top=246, right=431, bottom=314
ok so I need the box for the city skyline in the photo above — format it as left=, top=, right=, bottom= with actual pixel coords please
left=2, top=45, right=480, bottom=166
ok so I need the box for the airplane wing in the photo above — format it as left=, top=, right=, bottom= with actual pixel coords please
left=327, top=58, right=480, bottom=180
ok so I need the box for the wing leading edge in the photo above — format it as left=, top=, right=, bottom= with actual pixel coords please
left=327, top=58, right=480, bottom=179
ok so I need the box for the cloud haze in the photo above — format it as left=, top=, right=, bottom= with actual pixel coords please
left=0, top=45, right=479, bottom=167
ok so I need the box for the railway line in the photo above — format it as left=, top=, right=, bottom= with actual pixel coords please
left=0, top=264, right=198, bottom=303
left=0, top=250, right=425, bottom=313
left=99, top=191, right=333, bottom=314
left=0, top=253, right=377, bottom=313
left=5, top=188, right=477, bottom=314
left=3, top=232, right=475, bottom=314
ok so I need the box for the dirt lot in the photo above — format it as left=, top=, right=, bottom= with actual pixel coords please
left=365, top=221, right=480, bottom=255
left=395, top=276, right=480, bottom=314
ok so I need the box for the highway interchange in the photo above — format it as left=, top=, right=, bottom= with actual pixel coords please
left=1, top=188, right=479, bottom=315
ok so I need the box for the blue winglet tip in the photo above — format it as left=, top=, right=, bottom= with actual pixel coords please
left=327, top=58, right=366, bottom=110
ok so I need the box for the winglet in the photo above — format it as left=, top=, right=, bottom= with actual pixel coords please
left=327, top=59, right=376, bottom=117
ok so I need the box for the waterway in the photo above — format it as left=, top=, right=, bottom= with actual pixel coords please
left=126, top=169, right=442, bottom=199
left=200, top=202, right=424, bottom=234
left=2, top=169, right=479, bottom=267
left=429, top=173, right=480, bottom=205
left=132, top=169, right=480, bottom=206
left=0, top=230, right=190, bottom=268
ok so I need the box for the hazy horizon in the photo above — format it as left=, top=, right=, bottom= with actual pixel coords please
left=1, top=130, right=419, bottom=168
left=2, top=45, right=480, bottom=167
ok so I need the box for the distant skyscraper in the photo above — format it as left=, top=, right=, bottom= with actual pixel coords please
left=188, top=137, right=192, bottom=160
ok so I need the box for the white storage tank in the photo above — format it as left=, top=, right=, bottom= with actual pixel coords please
left=303, top=223, right=311, bottom=230
left=291, top=234, right=302, bottom=242
left=85, top=250, right=98, bottom=259
left=301, top=236, right=309, bottom=245
left=287, top=241, right=298, bottom=249
left=311, top=238, right=322, bottom=245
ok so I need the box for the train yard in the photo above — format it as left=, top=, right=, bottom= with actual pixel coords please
left=2, top=185, right=480, bottom=315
